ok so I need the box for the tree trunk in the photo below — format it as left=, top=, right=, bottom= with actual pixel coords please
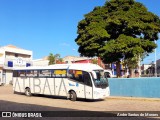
left=116, top=61, right=121, bottom=78
left=129, top=68, right=135, bottom=78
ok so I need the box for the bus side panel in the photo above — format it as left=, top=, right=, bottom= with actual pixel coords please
left=29, top=78, right=53, bottom=95
left=75, top=83, right=85, bottom=98
left=64, top=79, right=85, bottom=99
left=30, top=78, right=41, bottom=95
left=39, top=78, right=54, bottom=95
left=55, top=78, right=67, bottom=96
left=13, top=77, right=25, bottom=93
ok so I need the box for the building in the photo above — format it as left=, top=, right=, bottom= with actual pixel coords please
left=63, top=56, right=89, bottom=64
left=141, top=64, right=152, bottom=74
left=63, top=56, right=105, bottom=68
left=157, top=59, right=160, bottom=75
left=32, top=56, right=49, bottom=66
left=0, top=45, right=32, bottom=85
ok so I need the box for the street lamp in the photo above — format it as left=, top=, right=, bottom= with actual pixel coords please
left=155, top=40, right=157, bottom=77
left=72, top=49, right=76, bottom=63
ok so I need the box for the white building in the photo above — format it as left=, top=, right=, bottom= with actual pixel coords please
left=63, top=56, right=89, bottom=63
left=141, top=64, right=152, bottom=75
left=32, top=56, right=49, bottom=66
left=0, top=45, right=32, bottom=85
left=157, top=59, right=160, bottom=75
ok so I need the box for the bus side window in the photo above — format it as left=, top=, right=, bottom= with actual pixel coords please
left=19, top=70, right=26, bottom=77
left=34, top=70, right=38, bottom=77
left=78, top=74, right=84, bottom=83
left=68, top=70, right=75, bottom=79
left=26, top=70, right=33, bottom=77
left=39, top=70, right=51, bottom=78
left=83, top=72, right=92, bottom=87
left=52, top=70, right=67, bottom=78
left=26, top=70, right=38, bottom=77
left=68, top=70, right=84, bottom=83
left=26, top=70, right=32, bottom=77
left=13, top=71, right=18, bottom=77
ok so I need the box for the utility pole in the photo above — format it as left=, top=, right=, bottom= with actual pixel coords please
left=138, top=55, right=141, bottom=77
left=155, top=40, right=157, bottom=77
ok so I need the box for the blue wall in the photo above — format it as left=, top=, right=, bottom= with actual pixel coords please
left=108, top=77, right=160, bottom=98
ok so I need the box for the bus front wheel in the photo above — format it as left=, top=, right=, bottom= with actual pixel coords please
left=70, top=91, right=76, bottom=101
left=25, top=88, right=32, bottom=96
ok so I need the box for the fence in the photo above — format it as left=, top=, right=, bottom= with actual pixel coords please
left=108, top=77, right=160, bottom=98
left=141, top=74, right=160, bottom=77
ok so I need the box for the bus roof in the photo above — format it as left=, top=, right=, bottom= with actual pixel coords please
left=65, top=63, right=103, bottom=71
left=13, top=63, right=103, bottom=71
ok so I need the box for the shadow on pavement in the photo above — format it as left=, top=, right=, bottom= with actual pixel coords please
left=14, top=91, right=105, bottom=103
left=0, top=100, right=159, bottom=120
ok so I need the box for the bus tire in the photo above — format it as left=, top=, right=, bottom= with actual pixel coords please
left=70, top=91, right=76, bottom=101
left=25, top=88, right=32, bottom=96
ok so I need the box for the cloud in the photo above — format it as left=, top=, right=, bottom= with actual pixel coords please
left=59, top=42, right=71, bottom=47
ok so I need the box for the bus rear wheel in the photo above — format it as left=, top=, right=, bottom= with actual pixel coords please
left=25, top=88, right=32, bottom=96
left=70, top=91, right=76, bottom=101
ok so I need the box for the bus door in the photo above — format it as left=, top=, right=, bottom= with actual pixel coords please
left=83, top=72, right=93, bottom=99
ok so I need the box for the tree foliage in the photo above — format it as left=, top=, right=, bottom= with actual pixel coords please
left=48, top=53, right=55, bottom=65
left=91, top=59, right=98, bottom=64
left=48, top=53, right=62, bottom=65
left=75, top=0, right=160, bottom=65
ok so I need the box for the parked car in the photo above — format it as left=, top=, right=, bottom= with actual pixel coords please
left=104, top=69, right=113, bottom=78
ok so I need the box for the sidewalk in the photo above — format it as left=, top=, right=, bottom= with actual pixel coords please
left=108, top=96, right=160, bottom=101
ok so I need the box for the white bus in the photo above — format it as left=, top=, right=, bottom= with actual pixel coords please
left=13, top=63, right=110, bottom=101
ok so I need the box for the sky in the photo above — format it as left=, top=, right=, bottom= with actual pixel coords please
left=0, top=0, right=159, bottom=64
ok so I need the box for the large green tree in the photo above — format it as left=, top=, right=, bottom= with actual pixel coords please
left=75, top=0, right=160, bottom=77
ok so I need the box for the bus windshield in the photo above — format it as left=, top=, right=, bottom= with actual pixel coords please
left=93, top=70, right=109, bottom=88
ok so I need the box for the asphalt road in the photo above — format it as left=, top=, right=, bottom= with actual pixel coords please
left=0, top=85, right=160, bottom=120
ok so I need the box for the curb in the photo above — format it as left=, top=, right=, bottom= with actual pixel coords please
left=107, top=96, right=160, bottom=101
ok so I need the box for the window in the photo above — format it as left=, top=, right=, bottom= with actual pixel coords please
left=104, top=72, right=111, bottom=78
left=15, top=54, right=18, bottom=57
left=68, top=70, right=84, bottom=83
left=14, top=69, right=67, bottom=78
left=83, top=72, right=92, bottom=87
left=68, top=70, right=92, bottom=86
left=26, top=70, right=38, bottom=77
left=26, top=63, right=31, bottom=67
left=18, top=70, right=26, bottom=77
left=39, top=70, right=51, bottom=77
left=13, top=71, right=18, bottom=77
left=8, top=61, right=13, bottom=67
left=52, top=70, right=67, bottom=78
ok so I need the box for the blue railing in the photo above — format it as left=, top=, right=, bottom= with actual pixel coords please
left=108, top=77, right=160, bottom=98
